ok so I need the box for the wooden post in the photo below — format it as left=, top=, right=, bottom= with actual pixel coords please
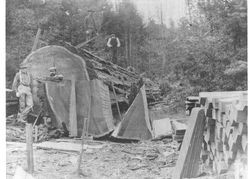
left=76, top=92, right=91, bottom=176
left=26, top=123, right=34, bottom=174
left=34, top=125, right=38, bottom=143
left=69, top=78, right=77, bottom=137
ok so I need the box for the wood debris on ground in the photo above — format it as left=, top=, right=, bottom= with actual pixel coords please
left=6, top=139, right=180, bottom=179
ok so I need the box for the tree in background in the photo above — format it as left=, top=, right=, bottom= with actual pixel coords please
left=6, top=0, right=247, bottom=113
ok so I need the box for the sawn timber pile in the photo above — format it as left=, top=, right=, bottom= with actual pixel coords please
left=199, top=91, right=247, bottom=176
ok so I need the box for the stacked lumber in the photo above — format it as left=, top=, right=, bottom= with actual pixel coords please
left=185, top=96, right=200, bottom=116
left=199, top=91, right=247, bottom=176
left=170, top=120, right=187, bottom=143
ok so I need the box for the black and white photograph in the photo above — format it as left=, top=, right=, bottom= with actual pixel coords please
left=5, top=0, right=248, bottom=178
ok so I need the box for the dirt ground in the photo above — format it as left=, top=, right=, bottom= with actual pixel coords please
left=6, top=111, right=189, bottom=179
left=6, top=136, right=181, bottom=179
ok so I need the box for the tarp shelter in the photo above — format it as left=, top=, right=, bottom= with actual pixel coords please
left=112, top=85, right=153, bottom=140
left=20, top=46, right=115, bottom=137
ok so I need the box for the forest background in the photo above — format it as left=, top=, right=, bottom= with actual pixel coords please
left=6, top=0, right=247, bottom=113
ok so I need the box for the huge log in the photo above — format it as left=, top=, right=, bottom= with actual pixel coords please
left=172, top=108, right=206, bottom=179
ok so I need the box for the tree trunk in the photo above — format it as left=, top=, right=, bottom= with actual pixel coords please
left=31, top=28, right=42, bottom=52
left=125, top=32, right=128, bottom=66
left=129, top=31, right=132, bottom=67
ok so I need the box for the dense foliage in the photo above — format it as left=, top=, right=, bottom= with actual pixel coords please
left=6, top=0, right=247, bottom=113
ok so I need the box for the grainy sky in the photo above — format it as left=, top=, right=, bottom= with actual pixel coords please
left=110, top=0, right=188, bottom=26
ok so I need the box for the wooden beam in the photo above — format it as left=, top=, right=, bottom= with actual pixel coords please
left=76, top=96, right=91, bottom=176
left=34, top=126, right=38, bottom=143
left=172, top=108, right=206, bottom=179
left=69, top=78, right=77, bottom=137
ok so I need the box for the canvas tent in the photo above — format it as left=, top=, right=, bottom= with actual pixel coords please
left=112, top=85, right=153, bottom=140
left=20, top=46, right=115, bottom=137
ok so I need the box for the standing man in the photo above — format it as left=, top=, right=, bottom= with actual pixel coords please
left=84, top=9, right=98, bottom=41
left=12, top=66, right=33, bottom=122
left=107, top=34, right=121, bottom=64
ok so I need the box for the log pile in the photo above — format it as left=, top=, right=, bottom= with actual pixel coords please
left=199, top=91, right=247, bottom=176
left=53, top=40, right=162, bottom=105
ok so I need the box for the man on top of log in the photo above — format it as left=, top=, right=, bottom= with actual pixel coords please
left=107, top=34, right=121, bottom=64
left=12, top=65, right=33, bottom=123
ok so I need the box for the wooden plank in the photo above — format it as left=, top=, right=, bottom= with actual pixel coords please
left=222, top=114, right=227, bottom=127
left=76, top=97, right=91, bottom=176
left=204, top=128, right=210, bottom=145
left=36, top=141, right=104, bottom=152
left=34, top=126, right=38, bottom=143
left=153, top=118, right=172, bottom=138
left=225, top=121, right=233, bottom=138
left=172, top=108, right=206, bottom=179
left=69, top=78, right=77, bottom=137
left=209, top=124, right=215, bottom=143
left=232, top=107, right=247, bottom=123
left=216, top=123, right=223, bottom=140
left=210, top=142, right=216, bottom=155
left=215, top=140, right=223, bottom=152
left=212, top=109, right=218, bottom=120
left=241, top=134, right=247, bottom=152
left=228, top=130, right=242, bottom=153
left=184, top=172, right=235, bottom=179
left=217, top=110, right=223, bottom=123
left=171, top=120, right=187, bottom=135
left=222, top=128, right=229, bottom=145
left=199, top=91, right=247, bottom=99
left=237, top=123, right=247, bottom=135
left=206, top=103, right=213, bottom=117
left=26, top=123, right=34, bottom=174
left=207, top=117, right=216, bottom=126
left=212, top=98, right=220, bottom=109
left=218, top=98, right=239, bottom=113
